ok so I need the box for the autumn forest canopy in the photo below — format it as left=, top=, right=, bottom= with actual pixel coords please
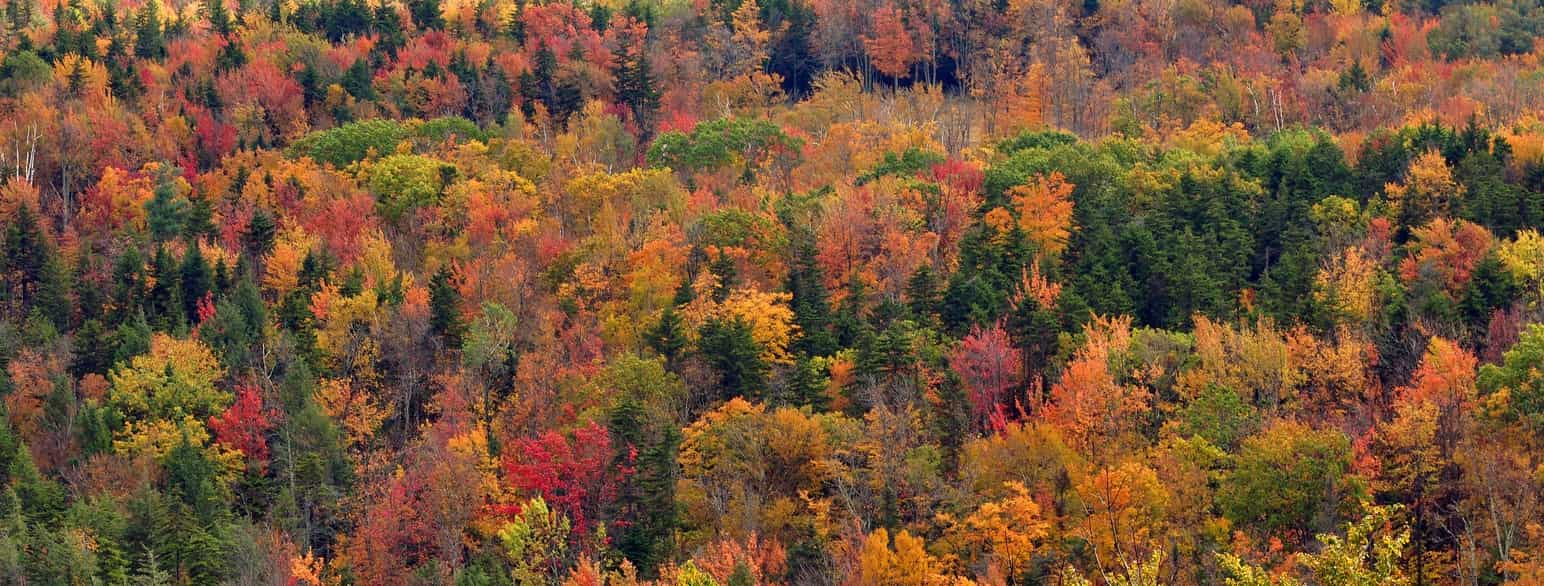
left=2, top=0, right=1544, bottom=582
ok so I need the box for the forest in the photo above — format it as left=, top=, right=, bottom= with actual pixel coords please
left=0, top=0, right=1542, bottom=582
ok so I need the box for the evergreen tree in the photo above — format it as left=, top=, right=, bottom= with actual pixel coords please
left=786, top=244, right=836, bottom=356
left=111, top=246, right=146, bottom=326
left=905, top=264, right=941, bottom=323
left=145, top=246, right=183, bottom=331
left=786, top=355, right=829, bottom=411
left=644, top=306, right=688, bottom=367
left=206, top=0, right=231, bottom=35
left=429, top=266, right=464, bottom=349
left=113, top=310, right=153, bottom=364
left=133, top=0, right=165, bottom=59
left=144, top=173, right=188, bottom=243
left=179, top=244, right=211, bottom=325
left=406, top=0, right=441, bottom=29
left=614, top=45, right=660, bottom=137
left=697, top=318, right=766, bottom=400
left=607, top=394, right=678, bottom=575
left=242, top=209, right=277, bottom=260
left=2, top=205, right=68, bottom=326
left=340, top=58, right=374, bottom=100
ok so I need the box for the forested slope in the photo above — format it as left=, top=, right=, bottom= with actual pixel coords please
left=0, top=0, right=1542, bottom=582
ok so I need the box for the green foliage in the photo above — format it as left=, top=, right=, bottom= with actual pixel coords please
left=1478, top=323, right=1544, bottom=434
left=1178, top=385, right=1256, bottom=450
left=498, top=497, right=572, bottom=583
left=289, top=119, right=411, bottom=167
left=697, top=318, right=768, bottom=401
left=417, top=116, right=487, bottom=144
left=856, top=147, right=945, bottom=185
left=366, top=154, right=457, bottom=221
left=0, top=51, right=49, bottom=96
left=647, top=117, right=802, bottom=177
left=1219, top=421, right=1357, bottom=538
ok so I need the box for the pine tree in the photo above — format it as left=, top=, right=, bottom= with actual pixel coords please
left=35, top=248, right=71, bottom=329
left=2, top=205, right=66, bottom=325
left=429, top=266, right=464, bottom=349
left=179, top=244, right=211, bottom=325
left=931, top=373, right=971, bottom=477
left=645, top=306, right=688, bottom=366
left=786, top=244, right=836, bottom=356
left=521, top=42, right=558, bottom=118
left=787, top=355, right=829, bottom=410
left=341, top=58, right=374, bottom=99
left=111, top=246, right=146, bottom=326
left=905, top=264, right=942, bottom=322
left=112, top=310, right=152, bottom=363
left=133, top=0, right=165, bottom=59
left=697, top=318, right=766, bottom=400
left=406, top=0, right=440, bottom=29
left=242, top=209, right=276, bottom=259
left=607, top=395, right=678, bottom=574
left=614, top=44, right=660, bottom=137
left=206, top=0, right=231, bottom=35
left=146, top=246, right=183, bottom=332
left=3, top=204, right=46, bottom=306
left=145, top=172, right=188, bottom=243
left=7, top=0, right=34, bottom=34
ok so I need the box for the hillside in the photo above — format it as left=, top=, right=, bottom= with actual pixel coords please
left=0, top=0, right=1542, bottom=583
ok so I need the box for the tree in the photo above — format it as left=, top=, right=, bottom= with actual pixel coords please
left=179, top=245, right=211, bottom=325
left=107, top=334, right=230, bottom=460
left=1219, top=420, right=1355, bottom=541
left=1011, top=172, right=1076, bottom=257
left=133, top=0, right=165, bottom=59
left=856, top=528, right=947, bottom=585
left=1044, top=316, right=1149, bottom=454
left=145, top=172, right=189, bottom=243
left=863, top=7, right=914, bottom=84
left=614, top=44, right=660, bottom=137
left=950, top=322, right=1022, bottom=431
left=429, top=266, right=464, bottom=349
left=1478, top=323, right=1544, bottom=436
left=207, top=383, right=273, bottom=472
left=697, top=318, right=769, bottom=401
left=504, top=420, right=630, bottom=540
left=1387, top=150, right=1464, bottom=230
left=498, top=497, right=573, bottom=583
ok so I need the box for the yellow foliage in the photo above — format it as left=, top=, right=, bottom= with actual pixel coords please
left=1385, top=150, right=1464, bottom=221
left=857, top=528, right=965, bottom=585
left=1010, top=172, right=1076, bottom=256
left=1499, top=229, right=1544, bottom=304
left=1183, top=316, right=1303, bottom=409
left=1075, top=461, right=1171, bottom=575
left=1314, top=246, right=1379, bottom=323
left=264, top=226, right=321, bottom=297
left=108, top=333, right=227, bottom=421
left=939, top=481, right=1049, bottom=577
left=315, top=377, right=388, bottom=451
left=681, top=286, right=798, bottom=364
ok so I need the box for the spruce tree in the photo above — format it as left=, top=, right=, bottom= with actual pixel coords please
left=179, top=244, right=211, bottom=324
left=614, top=45, right=660, bottom=137
left=429, top=266, right=464, bottom=349
left=697, top=318, right=766, bottom=400
left=644, top=306, right=688, bottom=367
left=133, top=0, right=165, bottom=59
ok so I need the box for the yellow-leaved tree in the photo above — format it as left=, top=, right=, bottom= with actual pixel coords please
left=107, top=334, right=234, bottom=464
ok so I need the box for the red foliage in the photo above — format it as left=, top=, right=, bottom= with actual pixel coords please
left=503, top=420, right=633, bottom=538
left=520, top=3, right=610, bottom=69
left=950, top=321, right=1024, bottom=432
left=208, top=383, right=275, bottom=472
